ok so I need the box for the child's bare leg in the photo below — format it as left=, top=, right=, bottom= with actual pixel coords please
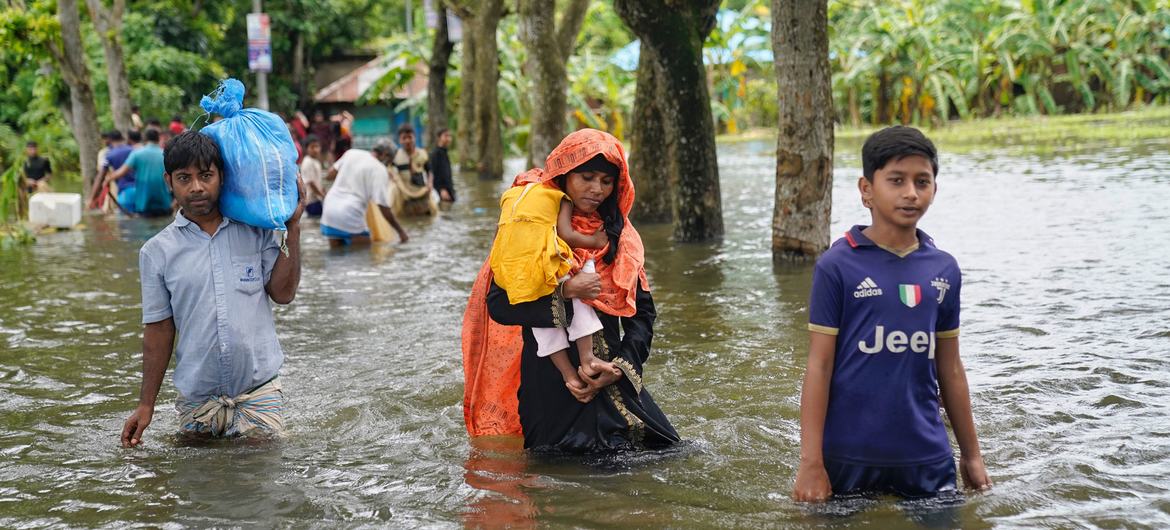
left=575, top=334, right=621, bottom=379
left=550, top=350, right=586, bottom=390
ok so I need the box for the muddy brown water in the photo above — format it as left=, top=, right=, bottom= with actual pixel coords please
left=1, top=139, right=1168, bottom=528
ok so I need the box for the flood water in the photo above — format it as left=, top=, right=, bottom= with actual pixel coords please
left=1, top=138, right=1168, bottom=528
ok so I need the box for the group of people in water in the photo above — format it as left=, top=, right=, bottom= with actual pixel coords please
left=118, top=123, right=992, bottom=504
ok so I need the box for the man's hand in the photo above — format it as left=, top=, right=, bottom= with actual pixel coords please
left=439, top=189, right=452, bottom=201
left=562, top=273, right=601, bottom=300
left=960, top=454, right=992, bottom=491
left=792, top=460, right=833, bottom=502
left=121, top=404, right=154, bottom=448
left=286, top=176, right=307, bottom=229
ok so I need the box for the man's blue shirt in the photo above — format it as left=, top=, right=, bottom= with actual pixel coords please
left=808, top=225, right=962, bottom=466
left=139, top=212, right=282, bottom=402
left=125, top=144, right=171, bottom=214
left=103, top=144, right=135, bottom=189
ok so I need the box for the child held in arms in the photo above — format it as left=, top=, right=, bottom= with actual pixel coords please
left=794, top=126, right=992, bottom=501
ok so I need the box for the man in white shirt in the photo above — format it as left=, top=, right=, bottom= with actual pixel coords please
left=320, top=143, right=408, bottom=247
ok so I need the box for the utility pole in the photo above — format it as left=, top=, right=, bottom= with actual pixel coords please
left=253, top=0, right=270, bottom=110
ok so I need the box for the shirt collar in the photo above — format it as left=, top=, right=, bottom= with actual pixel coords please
left=174, top=210, right=231, bottom=231
left=845, top=224, right=935, bottom=252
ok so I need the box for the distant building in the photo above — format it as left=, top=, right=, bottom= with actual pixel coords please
left=313, top=56, right=428, bottom=149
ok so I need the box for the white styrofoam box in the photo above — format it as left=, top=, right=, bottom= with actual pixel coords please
left=28, top=193, right=82, bottom=228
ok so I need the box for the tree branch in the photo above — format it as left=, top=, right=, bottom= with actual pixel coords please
left=555, top=0, right=589, bottom=61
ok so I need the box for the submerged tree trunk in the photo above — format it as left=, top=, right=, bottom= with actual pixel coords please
left=55, top=0, right=102, bottom=193
left=520, top=0, right=588, bottom=168
left=455, top=13, right=477, bottom=173
left=771, top=0, right=833, bottom=261
left=615, top=0, right=723, bottom=242
left=629, top=46, right=672, bottom=223
left=469, top=0, right=505, bottom=180
left=85, top=0, right=132, bottom=134
left=427, top=0, right=454, bottom=148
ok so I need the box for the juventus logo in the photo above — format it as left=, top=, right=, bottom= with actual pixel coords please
left=931, top=277, right=951, bottom=304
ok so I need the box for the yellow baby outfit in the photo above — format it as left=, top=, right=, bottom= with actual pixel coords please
left=490, top=183, right=573, bottom=304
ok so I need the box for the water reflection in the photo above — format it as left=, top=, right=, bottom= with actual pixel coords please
left=462, top=436, right=537, bottom=529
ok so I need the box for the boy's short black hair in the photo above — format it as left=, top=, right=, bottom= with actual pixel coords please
left=302, top=134, right=320, bottom=148
left=164, top=131, right=224, bottom=175
left=144, top=128, right=160, bottom=143
left=397, top=123, right=415, bottom=137
left=861, top=126, right=939, bottom=180
left=26, top=141, right=37, bottom=148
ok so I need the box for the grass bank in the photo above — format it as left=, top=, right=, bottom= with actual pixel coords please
left=723, top=105, right=1170, bottom=155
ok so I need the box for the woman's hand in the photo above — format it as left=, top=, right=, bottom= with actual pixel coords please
left=564, top=361, right=623, bottom=403
left=562, top=272, right=601, bottom=300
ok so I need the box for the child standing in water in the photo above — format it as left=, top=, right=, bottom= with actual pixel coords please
left=794, top=126, right=991, bottom=501
left=490, top=155, right=623, bottom=392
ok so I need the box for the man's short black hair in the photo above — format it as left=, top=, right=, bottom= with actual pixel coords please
left=144, top=128, right=160, bottom=143
left=127, top=130, right=142, bottom=143
left=108, top=130, right=124, bottom=141
left=164, top=131, right=224, bottom=175
left=397, top=123, right=415, bottom=137
left=26, top=140, right=37, bottom=148
left=435, top=127, right=449, bottom=137
left=861, top=126, right=939, bottom=180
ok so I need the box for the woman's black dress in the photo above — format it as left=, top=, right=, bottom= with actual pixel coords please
left=486, top=281, right=679, bottom=453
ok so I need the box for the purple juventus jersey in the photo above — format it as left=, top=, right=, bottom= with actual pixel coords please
left=808, top=225, right=961, bottom=465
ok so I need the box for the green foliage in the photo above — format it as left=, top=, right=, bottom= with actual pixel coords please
left=825, top=0, right=1170, bottom=126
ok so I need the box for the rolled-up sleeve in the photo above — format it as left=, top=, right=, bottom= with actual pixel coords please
left=261, top=229, right=280, bottom=284
left=140, top=248, right=172, bottom=324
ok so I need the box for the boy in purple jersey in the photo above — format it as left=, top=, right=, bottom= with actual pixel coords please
left=793, top=126, right=991, bottom=502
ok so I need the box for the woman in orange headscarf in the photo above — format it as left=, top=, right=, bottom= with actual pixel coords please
left=461, top=129, right=679, bottom=452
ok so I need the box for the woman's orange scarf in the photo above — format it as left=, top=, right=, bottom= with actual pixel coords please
left=461, top=129, right=649, bottom=437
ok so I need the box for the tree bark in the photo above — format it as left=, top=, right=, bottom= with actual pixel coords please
left=452, top=4, right=477, bottom=173
left=615, top=0, right=723, bottom=242
left=771, top=0, right=833, bottom=261
left=55, top=0, right=102, bottom=194
left=427, top=0, right=454, bottom=148
left=469, top=0, right=505, bottom=180
left=629, top=45, right=672, bottom=223
left=85, top=0, right=132, bottom=134
left=520, top=0, right=588, bottom=167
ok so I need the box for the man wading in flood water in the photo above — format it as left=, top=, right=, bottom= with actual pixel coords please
left=120, top=131, right=306, bottom=446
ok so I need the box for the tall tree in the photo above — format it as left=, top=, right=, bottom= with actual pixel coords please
left=451, top=4, right=477, bottom=171
left=84, top=0, right=132, bottom=133
left=771, top=0, right=833, bottom=260
left=628, top=46, right=672, bottom=223
left=614, top=0, right=723, bottom=242
left=427, top=0, right=454, bottom=148
left=466, top=0, right=506, bottom=179
left=519, top=0, right=589, bottom=167
left=57, top=0, right=103, bottom=194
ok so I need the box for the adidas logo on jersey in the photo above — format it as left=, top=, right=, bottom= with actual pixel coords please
left=853, top=277, right=883, bottom=298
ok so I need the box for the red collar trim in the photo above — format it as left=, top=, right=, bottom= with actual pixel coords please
left=844, top=230, right=858, bottom=248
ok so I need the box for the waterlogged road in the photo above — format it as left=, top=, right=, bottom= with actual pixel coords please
left=1, top=140, right=1168, bottom=528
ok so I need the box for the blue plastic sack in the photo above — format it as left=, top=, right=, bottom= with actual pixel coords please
left=199, top=78, right=298, bottom=231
